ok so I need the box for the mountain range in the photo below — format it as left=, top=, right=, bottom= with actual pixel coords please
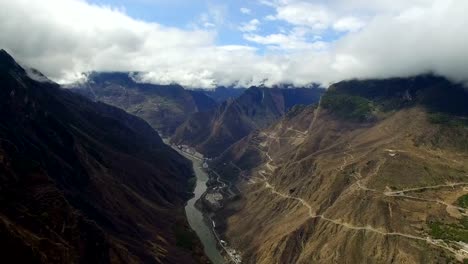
left=70, top=73, right=246, bottom=137
left=3, top=46, right=468, bottom=264
left=171, top=86, right=324, bottom=157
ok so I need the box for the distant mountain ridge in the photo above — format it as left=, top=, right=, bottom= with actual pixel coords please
left=70, top=72, right=322, bottom=138
left=171, top=86, right=324, bottom=157
left=191, top=86, right=246, bottom=103
left=70, top=72, right=219, bottom=136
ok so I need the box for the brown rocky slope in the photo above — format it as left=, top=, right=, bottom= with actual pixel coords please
left=0, top=50, right=206, bottom=263
left=212, top=75, right=468, bottom=263
left=171, top=86, right=324, bottom=157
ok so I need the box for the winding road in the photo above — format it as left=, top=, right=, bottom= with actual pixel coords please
left=240, top=124, right=468, bottom=260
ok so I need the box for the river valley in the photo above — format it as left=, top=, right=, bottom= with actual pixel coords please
left=179, top=151, right=225, bottom=264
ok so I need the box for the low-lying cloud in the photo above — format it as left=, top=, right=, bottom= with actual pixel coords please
left=1, top=0, right=467, bottom=88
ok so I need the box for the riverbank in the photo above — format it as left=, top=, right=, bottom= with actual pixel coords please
left=170, top=144, right=242, bottom=264
left=178, top=151, right=225, bottom=264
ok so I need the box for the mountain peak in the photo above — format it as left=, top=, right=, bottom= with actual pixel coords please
left=0, top=49, right=9, bottom=56
left=0, top=49, right=15, bottom=63
left=0, top=49, right=24, bottom=73
left=86, top=71, right=135, bottom=85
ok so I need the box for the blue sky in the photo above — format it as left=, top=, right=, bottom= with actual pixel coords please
left=86, top=0, right=340, bottom=49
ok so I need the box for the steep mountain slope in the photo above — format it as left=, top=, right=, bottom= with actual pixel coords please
left=192, top=87, right=246, bottom=103
left=70, top=72, right=217, bottom=136
left=0, top=50, right=206, bottom=263
left=211, top=75, right=468, bottom=263
left=171, top=87, right=324, bottom=157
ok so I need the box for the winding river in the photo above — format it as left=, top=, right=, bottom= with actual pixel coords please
left=181, top=153, right=225, bottom=264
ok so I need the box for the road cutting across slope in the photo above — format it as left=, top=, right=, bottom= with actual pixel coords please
left=262, top=173, right=467, bottom=259
left=245, top=127, right=468, bottom=260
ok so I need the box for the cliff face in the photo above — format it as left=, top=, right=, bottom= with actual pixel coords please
left=212, top=75, right=468, bottom=263
left=171, top=87, right=324, bottom=157
left=191, top=86, right=246, bottom=103
left=0, top=50, right=205, bottom=263
left=70, top=72, right=218, bottom=136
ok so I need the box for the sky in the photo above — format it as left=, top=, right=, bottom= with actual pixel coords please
left=1, top=0, right=468, bottom=88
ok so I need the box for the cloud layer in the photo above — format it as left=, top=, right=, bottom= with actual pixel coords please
left=1, top=0, right=468, bottom=88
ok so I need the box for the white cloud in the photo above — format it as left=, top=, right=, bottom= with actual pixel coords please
left=244, top=26, right=328, bottom=51
left=262, top=1, right=368, bottom=33
left=191, top=4, right=227, bottom=30
left=329, top=0, right=468, bottom=84
left=333, top=17, right=365, bottom=32
left=203, top=22, right=216, bottom=28
left=274, top=2, right=332, bottom=31
left=238, top=19, right=261, bottom=32
left=245, top=33, right=328, bottom=51
left=240, top=7, right=251, bottom=14
left=254, top=0, right=468, bottom=85
left=1, top=0, right=468, bottom=89
left=264, top=15, right=277, bottom=21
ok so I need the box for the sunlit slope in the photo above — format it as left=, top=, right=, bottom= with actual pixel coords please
left=213, top=75, right=468, bottom=263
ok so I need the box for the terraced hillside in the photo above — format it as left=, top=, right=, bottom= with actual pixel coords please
left=211, top=75, right=468, bottom=263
